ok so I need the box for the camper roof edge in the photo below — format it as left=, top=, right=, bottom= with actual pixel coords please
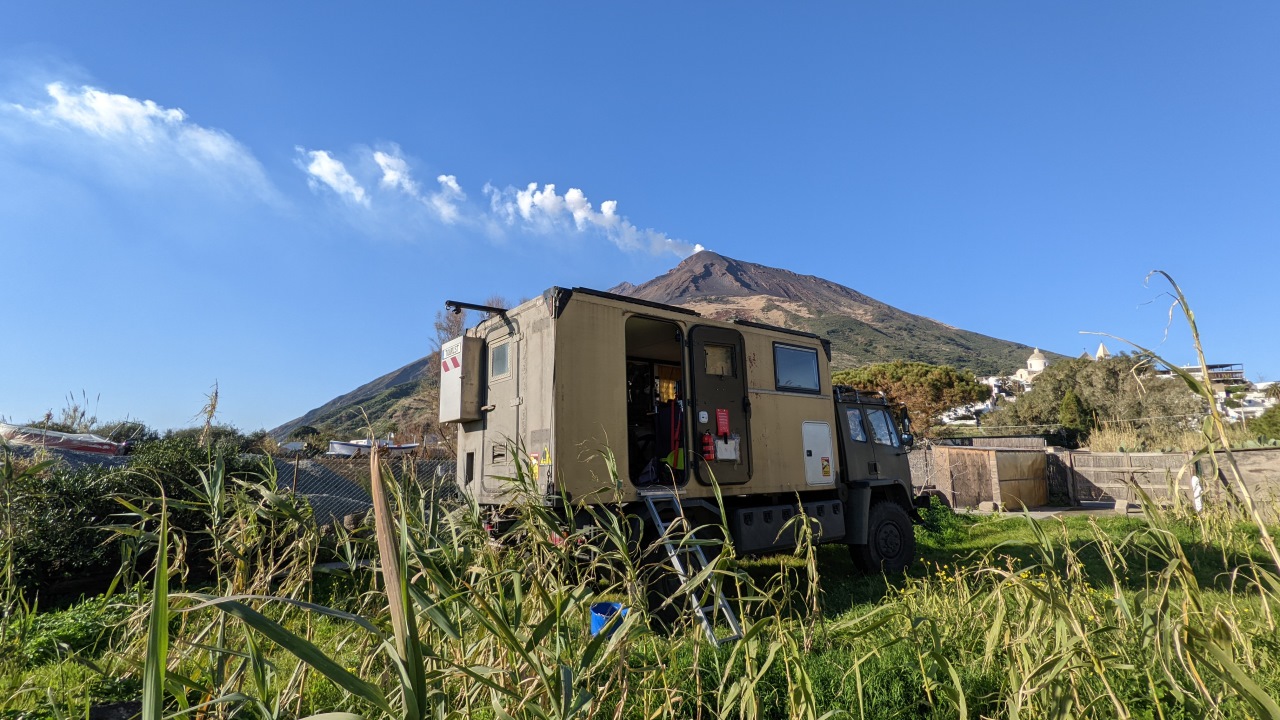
left=566, top=287, right=830, bottom=351
left=570, top=287, right=701, bottom=317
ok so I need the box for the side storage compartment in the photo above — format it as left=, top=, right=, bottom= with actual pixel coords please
left=729, top=499, right=845, bottom=553
left=802, top=421, right=835, bottom=486
left=801, top=500, right=845, bottom=542
left=729, top=504, right=795, bottom=555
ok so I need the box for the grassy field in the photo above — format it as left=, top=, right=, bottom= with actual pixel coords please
left=3, top=477, right=1278, bottom=720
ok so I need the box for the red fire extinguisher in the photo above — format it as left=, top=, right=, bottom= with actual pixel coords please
left=702, top=431, right=716, bottom=461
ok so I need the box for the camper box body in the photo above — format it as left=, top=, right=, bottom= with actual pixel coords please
left=443, top=287, right=845, bottom=506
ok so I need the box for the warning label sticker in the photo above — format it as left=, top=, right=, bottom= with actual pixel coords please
left=821, top=457, right=832, bottom=477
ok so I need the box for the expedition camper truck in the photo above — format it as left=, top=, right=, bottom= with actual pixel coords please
left=439, top=287, right=920, bottom=573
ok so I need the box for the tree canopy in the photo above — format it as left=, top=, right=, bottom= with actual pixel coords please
left=831, top=361, right=989, bottom=436
left=1254, top=405, right=1280, bottom=441
left=983, top=354, right=1205, bottom=445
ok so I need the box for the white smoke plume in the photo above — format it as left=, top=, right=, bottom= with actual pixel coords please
left=297, top=145, right=703, bottom=256
left=484, top=182, right=703, bottom=257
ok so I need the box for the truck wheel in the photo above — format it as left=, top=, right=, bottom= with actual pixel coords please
left=850, top=501, right=915, bottom=574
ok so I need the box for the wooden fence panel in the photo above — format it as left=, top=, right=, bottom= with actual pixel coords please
left=1067, top=451, right=1192, bottom=503
left=995, top=450, right=1048, bottom=509
left=1046, top=449, right=1074, bottom=505
left=930, top=447, right=997, bottom=508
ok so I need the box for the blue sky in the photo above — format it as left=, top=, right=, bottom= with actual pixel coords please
left=2, top=3, right=1277, bottom=432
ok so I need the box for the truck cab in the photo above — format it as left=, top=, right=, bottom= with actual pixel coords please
left=834, top=387, right=918, bottom=573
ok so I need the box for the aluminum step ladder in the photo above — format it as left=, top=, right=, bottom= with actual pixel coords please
left=640, top=487, right=742, bottom=646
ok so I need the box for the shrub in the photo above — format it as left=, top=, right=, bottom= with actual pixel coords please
left=916, top=495, right=969, bottom=545
left=1255, top=405, right=1280, bottom=441
left=2, top=459, right=141, bottom=599
left=125, top=436, right=271, bottom=576
left=1, top=438, right=269, bottom=600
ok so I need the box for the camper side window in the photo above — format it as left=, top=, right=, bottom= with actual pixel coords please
left=490, top=341, right=511, bottom=380
left=774, top=344, right=820, bottom=393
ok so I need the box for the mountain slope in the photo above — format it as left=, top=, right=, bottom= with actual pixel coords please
left=613, top=250, right=1048, bottom=376
left=270, top=353, right=439, bottom=440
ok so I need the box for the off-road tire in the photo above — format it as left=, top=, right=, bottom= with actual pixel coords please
left=850, top=500, right=916, bottom=574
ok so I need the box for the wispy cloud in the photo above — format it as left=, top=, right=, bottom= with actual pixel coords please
left=8, top=82, right=273, bottom=197
left=371, top=148, right=466, bottom=224
left=1, top=75, right=703, bottom=259
left=299, top=144, right=702, bottom=257
left=298, top=148, right=369, bottom=207
left=431, top=173, right=465, bottom=224
left=373, top=150, right=418, bottom=195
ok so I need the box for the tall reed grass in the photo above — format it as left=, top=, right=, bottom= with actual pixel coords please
left=92, top=445, right=1278, bottom=719
left=1086, top=420, right=1257, bottom=454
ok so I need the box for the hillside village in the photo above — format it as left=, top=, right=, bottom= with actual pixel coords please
left=940, top=344, right=1279, bottom=428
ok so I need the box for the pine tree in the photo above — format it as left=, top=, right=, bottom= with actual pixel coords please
left=1058, top=389, right=1090, bottom=433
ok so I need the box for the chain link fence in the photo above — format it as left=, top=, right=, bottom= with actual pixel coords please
left=267, top=455, right=459, bottom=526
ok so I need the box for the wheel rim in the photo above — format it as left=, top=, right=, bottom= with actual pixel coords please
left=876, top=521, right=903, bottom=559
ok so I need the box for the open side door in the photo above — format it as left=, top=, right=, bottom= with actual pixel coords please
left=689, top=325, right=752, bottom=485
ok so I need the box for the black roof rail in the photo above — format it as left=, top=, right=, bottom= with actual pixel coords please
left=571, top=287, right=702, bottom=316
left=833, top=386, right=893, bottom=405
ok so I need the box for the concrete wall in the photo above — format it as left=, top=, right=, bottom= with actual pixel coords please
left=1044, top=447, right=1280, bottom=517
left=935, top=436, right=1048, bottom=449
left=1197, top=448, right=1280, bottom=519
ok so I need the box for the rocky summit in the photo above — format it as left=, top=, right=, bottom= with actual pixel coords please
left=611, top=251, right=1041, bottom=375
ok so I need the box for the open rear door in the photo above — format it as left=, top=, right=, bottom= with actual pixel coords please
left=689, top=325, right=752, bottom=485
left=480, top=330, right=521, bottom=495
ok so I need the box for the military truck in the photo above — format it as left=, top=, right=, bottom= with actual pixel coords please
left=439, top=286, right=921, bottom=573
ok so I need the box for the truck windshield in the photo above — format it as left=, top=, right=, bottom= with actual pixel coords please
left=866, top=407, right=900, bottom=448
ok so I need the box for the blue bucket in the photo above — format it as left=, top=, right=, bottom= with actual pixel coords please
left=589, top=602, right=629, bottom=637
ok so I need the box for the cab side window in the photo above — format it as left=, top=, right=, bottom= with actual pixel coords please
left=866, top=407, right=900, bottom=448
left=846, top=408, right=868, bottom=443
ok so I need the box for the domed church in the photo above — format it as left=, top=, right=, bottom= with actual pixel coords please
left=1013, top=348, right=1049, bottom=384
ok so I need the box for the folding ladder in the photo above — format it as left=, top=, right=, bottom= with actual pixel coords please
left=640, top=487, right=743, bottom=646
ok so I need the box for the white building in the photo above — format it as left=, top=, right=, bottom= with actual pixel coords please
left=1223, top=381, right=1278, bottom=422
left=1013, top=348, right=1049, bottom=385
